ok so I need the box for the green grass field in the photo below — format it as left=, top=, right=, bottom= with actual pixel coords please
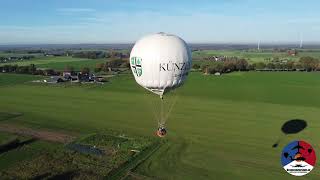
left=0, top=132, right=17, bottom=144
left=0, top=72, right=319, bottom=179
left=37, top=59, right=106, bottom=71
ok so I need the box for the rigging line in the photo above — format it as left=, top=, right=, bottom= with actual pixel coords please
left=144, top=92, right=160, bottom=123
left=160, top=97, right=164, bottom=127
left=164, top=92, right=179, bottom=121
left=154, top=96, right=162, bottom=125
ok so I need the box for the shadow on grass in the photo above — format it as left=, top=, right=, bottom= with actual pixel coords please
left=272, top=119, right=307, bottom=148
left=0, top=112, right=23, bottom=121
left=31, top=171, right=78, bottom=180
left=47, top=171, right=78, bottom=180
left=31, top=173, right=51, bottom=180
left=0, top=138, right=38, bottom=154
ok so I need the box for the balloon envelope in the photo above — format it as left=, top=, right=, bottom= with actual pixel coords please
left=130, top=32, right=192, bottom=96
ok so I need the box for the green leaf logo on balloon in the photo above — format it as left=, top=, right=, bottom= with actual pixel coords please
left=131, top=57, right=142, bottom=77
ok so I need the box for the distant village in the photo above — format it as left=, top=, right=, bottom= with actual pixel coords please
left=0, top=55, right=35, bottom=63
left=201, top=49, right=298, bottom=62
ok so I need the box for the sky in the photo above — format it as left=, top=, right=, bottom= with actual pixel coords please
left=1, top=0, right=320, bottom=44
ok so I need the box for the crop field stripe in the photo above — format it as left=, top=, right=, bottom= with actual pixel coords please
left=106, top=140, right=163, bottom=180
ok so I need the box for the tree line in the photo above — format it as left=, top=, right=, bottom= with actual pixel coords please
left=0, top=55, right=35, bottom=63
left=196, top=57, right=249, bottom=74
left=193, top=56, right=320, bottom=74
left=72, top=51, right=129, bottom=59
left=93, top=59, right=130, bottom=73
left=252, top=56, right=319, bottom=71
left=0, top=64, right=59, bottom=76
left=2, top=56, right=320, bottom=76
left=0, top=58, right=131, bottom=76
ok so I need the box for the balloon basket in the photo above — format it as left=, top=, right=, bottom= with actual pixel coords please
left=156, top=128, right=167, bottom=137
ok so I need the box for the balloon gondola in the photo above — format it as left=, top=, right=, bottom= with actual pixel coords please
left=156, top=127, right=167, bottom=137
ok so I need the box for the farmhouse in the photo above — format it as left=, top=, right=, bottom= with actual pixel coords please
left=204, top=56, right=226, bottom=61
left=47, top=76, right=65, bottom=83
left=44, top=51, right=65, bottom=56
left=63, top=71, right=71, bottom=77
left=0, top=56, right=34, bottom=63
left=43, top=72, right=106, bottom=84
left=288, top=49, right=298, bottom=56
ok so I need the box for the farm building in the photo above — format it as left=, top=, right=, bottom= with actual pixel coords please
left=288, top=49, right=298, bottom=56
left=46, top=76, right=66, bottom=83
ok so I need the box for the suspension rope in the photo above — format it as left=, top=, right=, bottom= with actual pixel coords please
left=164, top=93, right=179, bottom=121
left=144, top=89, right=180, bottom=129
left=159, top=96, right=164, bottom=128
left=158, top=89, right=179, bottom=128
left=144, top=92, right=160, bottom=124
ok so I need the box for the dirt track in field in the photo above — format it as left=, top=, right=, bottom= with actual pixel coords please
left=0, top=123, right=76, bottom=143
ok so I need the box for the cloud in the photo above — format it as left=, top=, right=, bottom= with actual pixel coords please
left=57, top=8, right=96, bottom=12
left=56, top=8, right=96, bottom=15
left=287, top=17, right=320, bottom=24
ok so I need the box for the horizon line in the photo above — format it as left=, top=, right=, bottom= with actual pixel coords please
left=2, top=41, right=320, bottom=46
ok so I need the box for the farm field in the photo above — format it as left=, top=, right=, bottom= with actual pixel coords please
left=0, top=72, right=319, bottom=179
left=192, top=49, right=320, bottom=62
left=2, top=49, right=320, bottom=72
left=0, top=131, right=156, bottom=179
left=36, top=58, right=107, bottom=71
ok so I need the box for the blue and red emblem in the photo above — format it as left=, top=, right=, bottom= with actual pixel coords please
left=281, top=140, right=316, bottom=176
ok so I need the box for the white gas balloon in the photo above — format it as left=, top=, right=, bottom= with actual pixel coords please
left=130, top=32, right=192, bottom=98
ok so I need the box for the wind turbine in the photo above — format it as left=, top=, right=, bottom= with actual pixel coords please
left=299, top=33, right=303, bottom=49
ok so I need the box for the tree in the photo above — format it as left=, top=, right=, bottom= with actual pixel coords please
left=286, top=61, right=295, bottom=70
left=72, top=51, right=103, bottom=59
left=17, top=66, right=29, bottom=74
left=192, top=64, right=200, bottom=70
left=248, top=64, right=255, bottom=70
left=223, top=60, right=236, bottom=71
left=211, top=61, right=224, bottom=73
left=235, top=59, right=248, bottom=71
left=44, top=69, right=56, bottom=76
left=201, top=63, right=209, bottom=74
left=35, top=69, right=45, bottom=75
left=120, top=61, right=130, bottom=68
left=64, top=65, right=74, bottom=73
left=81, top=67, right=90, bottom=74
left=29, top=64, right=36, bottom=74
left=106, top=59, right=124, bottom=69
left=254, top=62, right=266, bottom=69
left=299, top=56, right=319, bottom=71
left=272, top=57, right=280, bottom=62
left=294, top=62, right=303, bottom=70
left=9, top=65, right=18, bottom=72
left=94, top=63, right=104, bottom=73
left=266, top=63, right=275, bottom=69
left=274, top=63, right=282, bottom=70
